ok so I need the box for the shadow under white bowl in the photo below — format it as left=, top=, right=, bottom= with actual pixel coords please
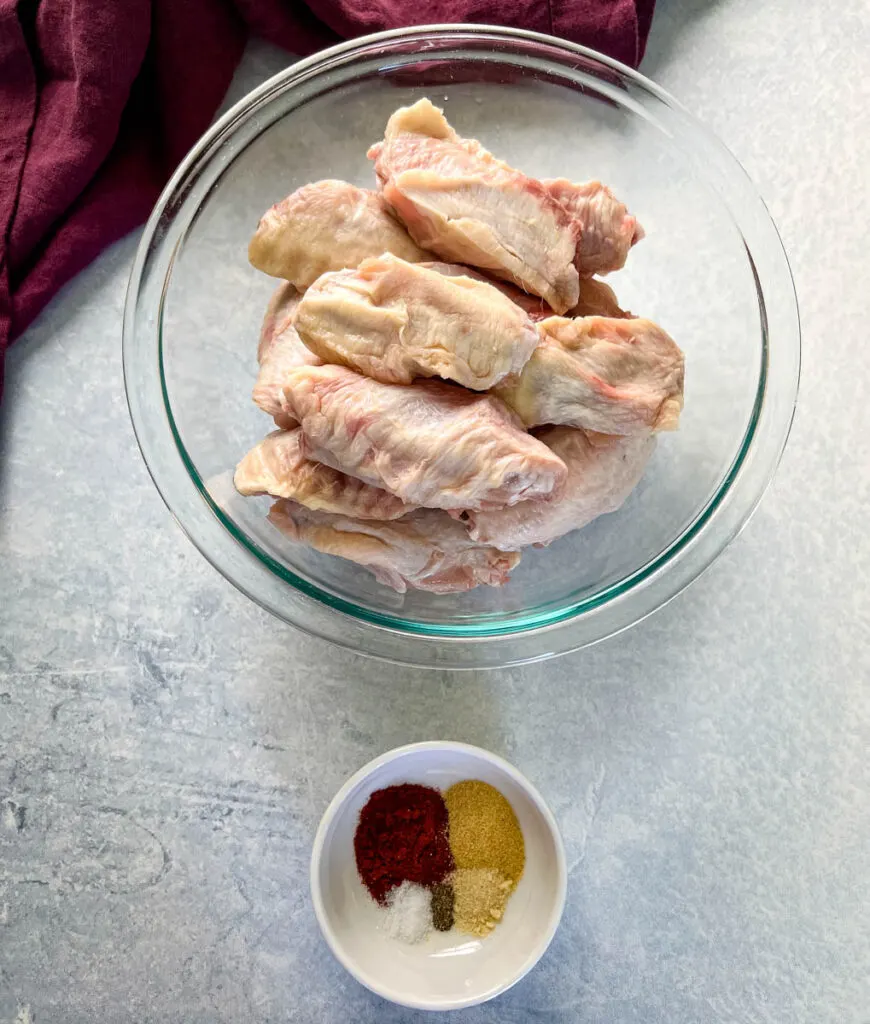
left=310, top=742, right=567, bottom=1011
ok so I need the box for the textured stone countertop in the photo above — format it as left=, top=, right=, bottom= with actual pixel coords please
left=1, top=2, right=868, bottom=1021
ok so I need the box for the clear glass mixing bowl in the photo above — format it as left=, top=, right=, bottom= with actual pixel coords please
left=123, top=26, right=800, bottom=668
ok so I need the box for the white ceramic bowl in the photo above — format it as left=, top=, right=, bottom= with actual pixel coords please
left=310, top=741, right=567, bottom=1010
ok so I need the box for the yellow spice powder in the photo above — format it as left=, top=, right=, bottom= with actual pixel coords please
left=451, top=867, right=513, bottom=937
left=444, top=779, right=525, bottom=885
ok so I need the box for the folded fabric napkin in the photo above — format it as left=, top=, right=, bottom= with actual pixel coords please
left=0, top=0, right=655, bottom=397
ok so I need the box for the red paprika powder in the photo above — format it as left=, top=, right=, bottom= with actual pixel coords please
left=354, top=783, right=454, bottom=904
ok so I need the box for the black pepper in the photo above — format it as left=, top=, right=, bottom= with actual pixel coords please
left=430, top=881, right=455, bottom=932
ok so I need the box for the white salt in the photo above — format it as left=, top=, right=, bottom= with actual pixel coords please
left=382, top=881, right=433, bottom=944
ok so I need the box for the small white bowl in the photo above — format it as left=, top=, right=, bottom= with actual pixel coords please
left=310, top=741, right=567, bottom=1011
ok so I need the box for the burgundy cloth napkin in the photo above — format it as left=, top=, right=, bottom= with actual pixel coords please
left=0, top=0, right=655, bottom=398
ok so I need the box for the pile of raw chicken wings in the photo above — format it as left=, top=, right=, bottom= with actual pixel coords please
left=234, top=99, right=685, bottom=595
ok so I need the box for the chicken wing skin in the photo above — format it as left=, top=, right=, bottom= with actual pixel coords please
left=423, top=262, right=631, bottom=321
left=543, top=178, right=643, bottom=277
left=268, top=500, right=520, bottom=594
left=294, top=254, right=538, bottom=390
left=569, top=278, right=633, bottom=319
left=248, top=179, right=428, bottom=288
left=252, top=283, right=322, bottom=429
left=234, top=429, right=414, bottom=520
left=368, top=99, right=641, bottom=313
left=495, top=316, right=684, bottom=435
left=461, top=428, right=655, bottom=551
left=276, top=364, right=567, bottom=511
left=421, top=261, right=556, bottom=321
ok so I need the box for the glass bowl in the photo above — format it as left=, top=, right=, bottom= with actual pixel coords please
left=123, top=25, right=800, bottom=668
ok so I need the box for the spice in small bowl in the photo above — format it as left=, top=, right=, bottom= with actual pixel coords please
left=445, top=779, right=525, bottom=937
left=353, top=777, right=526, bottom=943
left=430, top=881, right=455, bottom=932
left=354, top=783, right=454, bottom=904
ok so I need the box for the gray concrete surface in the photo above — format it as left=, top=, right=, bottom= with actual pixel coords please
left=1, top=1, right=869, bottom=1021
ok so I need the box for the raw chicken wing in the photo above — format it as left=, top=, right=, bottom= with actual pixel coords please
left=234, top=429, right=413, bottom=520
left=268, top=501, right=517, bottom=598
left=544, top=178, right=643, bottom=277
left=369, top=99, right=578, bottom=313
left=461, top=428, right=655, bottom=550
left=252, top=284, right=322, bottom=429
left=276, top=364, right=567, bottom=510
left=295, top=254, right=538, bottom=390
left=425, top=262, right=630, bottom=320
left=369, top=99, right=641, bottom=313
left=570, top=278, right=632, bottom=319
left=269, top=500, right=520, bottom=594
left=248, top=180, right=428, bottom=288
left=495, top=316, right=684, bottom=435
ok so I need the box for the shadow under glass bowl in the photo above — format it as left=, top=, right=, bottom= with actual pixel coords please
left=123, top=25, right=800, bottom=669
